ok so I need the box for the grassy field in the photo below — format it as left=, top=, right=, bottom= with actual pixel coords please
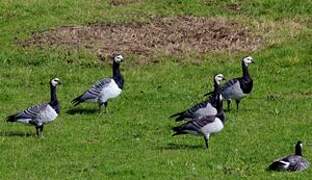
left=0, top=0, right=312, bottom=179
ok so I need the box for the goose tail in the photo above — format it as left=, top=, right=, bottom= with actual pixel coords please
left=71, top=95, right=84, bottom=106
left=169, top=112, right=185, bottom=121
left=6, top=114, right=18, bottom=122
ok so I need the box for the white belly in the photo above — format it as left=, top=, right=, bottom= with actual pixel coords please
left=17, top=119, right=33, bottom=124
left=200, top=118, right=224, bottom=135
left=99, top=80, right=122, bottom=103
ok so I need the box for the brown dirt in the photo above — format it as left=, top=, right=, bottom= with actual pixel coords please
left=21, top=16, right=263, bottom=58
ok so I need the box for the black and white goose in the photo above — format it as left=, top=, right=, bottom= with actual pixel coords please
left=170, top=74, right=225, bottom=121
left=268, top=141, right=310, bottom=172
left=205, top=56, right=254, bottom=111
left=72, top=54, right=124, bottom=111
left=6, top=78, right=61, bottom=137
left=172, top=93, right=225, bottom=149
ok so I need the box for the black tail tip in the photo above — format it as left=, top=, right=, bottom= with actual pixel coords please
left=172, top=126, right=180, bottom=132
left=71, top=101, right=80, bottom=106
left=6, top=115, right=16, bottom=122
left=71, top=97, right=82, bottom=106
left=175, top=116, right=184, bottom=122
left=169, top=112, right=184, bottom=121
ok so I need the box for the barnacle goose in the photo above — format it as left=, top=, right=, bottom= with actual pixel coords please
left=6, top=78, right=61, bottom=137
left=172, top=92, right=225, bottom=149
left=170, top=74, right=225, bottom=121
left=268, top=141, right=310, bottom=171
left=204, top=56, right=254, bottom=111
left=72, top=54, right=124, bottom=112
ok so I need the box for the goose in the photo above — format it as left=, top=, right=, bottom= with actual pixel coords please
left=72, top=54, right=124, bottom=112
left=170, top=74, right=225, bottom=121
left=204, top=56, right=254, bottom=111
left=268, top=141, right=310, bottom=171
left=172, top=94, right=225, bottom=149
left=6, top=78, right=61, bottom=137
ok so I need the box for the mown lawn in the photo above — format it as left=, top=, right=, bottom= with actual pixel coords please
left=0, top=0, right=311, bottom=179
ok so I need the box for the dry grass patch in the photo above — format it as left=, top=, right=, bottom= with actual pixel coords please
left=21, top=16, right=263, bottom=59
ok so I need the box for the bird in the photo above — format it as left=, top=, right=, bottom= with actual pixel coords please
left=171, top=93, right=225, bottom=149
left=268, top=141, right=310, bottom=171
left=204, top=56, right=254, bottom=111
left=6, top=78, right=61, bottom=137
left=169, top=74, right=225, bottom=121
left=71, top=54, right=124, bottom=112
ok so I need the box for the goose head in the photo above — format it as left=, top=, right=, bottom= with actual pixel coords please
left=113, top=54, right=124, bottom=63
left=50, top=78, right=61, bottom=87
left=242, top=56, right=254, bottom=67
left=214, top=73, right=225, bottom=85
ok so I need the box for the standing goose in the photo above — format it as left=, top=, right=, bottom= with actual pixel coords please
left=205, top=56, right=254, bottom=111
left=172, top=93, right=225, bottom=149
left=72, top=54, right=124, bottom=112
left=170, top=74, right=225, bottom=121
left=6, top=78, right=61, bottom=137
left=268, top=141, right=310, bottom=171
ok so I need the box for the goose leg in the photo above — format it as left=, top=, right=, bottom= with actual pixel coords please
left=104, top=102, right=108, bottom=113
left=204, top=134, right=210, bottom=149
left=235, top=100, right=240, bottom=111
left=39, top=125, right=44, bottom=137
left=99, top=102, right=108, bottom=114
left=36, top=126, right=40, bottom=136
left=227, top=100, right=231, bottom=111
left=36, top=125, right=44, bottom=137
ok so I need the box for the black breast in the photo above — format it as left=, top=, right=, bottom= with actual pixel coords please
left=113, top=76, right=124, bottom=89
left=239, top=78, right=253, bottom=94
left=49, top=101, right=60, bottom=114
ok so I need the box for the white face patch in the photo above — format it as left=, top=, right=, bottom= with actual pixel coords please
left=214, top=74, right=225, bottom=85
left=114, top=55, right=124, bottom=63
left=243, top=56, right=253, bottom=66
left=51, top=78, right=60, bottom=86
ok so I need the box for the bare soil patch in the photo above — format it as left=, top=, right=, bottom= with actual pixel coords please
left=22, top=16, right=262, bottom=58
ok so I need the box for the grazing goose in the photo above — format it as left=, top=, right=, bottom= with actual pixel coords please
left=204, top=56, right=254, bottom=111
left=6, top=78, right=61, bottom=137
left=170, top=74, right=225, bottom=121
left=72, top=54, right=124, bottom=112
left=268, top=141, right=310, bottom=171
left=172, top=94, right=225, bottom=149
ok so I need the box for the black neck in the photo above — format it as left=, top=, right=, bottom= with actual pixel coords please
left=216, top=111, right=225, bottom=123
left=214, top=80, right=223, bottom=111
left=112, top=61, right=124, bottom=89
left=295, top=144, right=303, bottom=156
left=215, top=92, right=223, bottom=114
left=213, top=79, right=220, bottom=92
left=49, top=84, right=60, bottom=114
left=209, top=79, right=223, bottom=111
left=242, top=61, right=250, bottom=79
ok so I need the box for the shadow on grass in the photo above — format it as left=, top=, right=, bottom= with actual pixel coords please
left=160, top=143, right=204, bottom=150
left=0, top=131, right=33, bottom=137
left=66, top=108, right=99, bottom=115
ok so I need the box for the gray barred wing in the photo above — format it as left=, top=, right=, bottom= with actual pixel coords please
left=80, top=78, right=112, bottom=101
left=15, top=103, right=48, bottom=120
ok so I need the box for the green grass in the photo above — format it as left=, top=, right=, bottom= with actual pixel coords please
left=0, top=0, right=312, bottom=179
